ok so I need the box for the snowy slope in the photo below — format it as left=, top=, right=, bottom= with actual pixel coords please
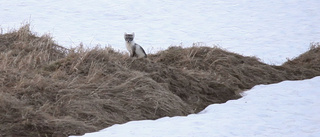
left=71, top=76, right=320, bottom=137
left=2, top=1, right=320, bottom=136
left=1, top=0, right=320, bottom=65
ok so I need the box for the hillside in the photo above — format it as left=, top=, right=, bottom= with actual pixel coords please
left=0, top=25, right=319, bottom=136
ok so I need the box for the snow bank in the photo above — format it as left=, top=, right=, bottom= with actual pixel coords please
left=74, top=76, right=320, bottom=137
left=1, top=0, right=320, bottom=65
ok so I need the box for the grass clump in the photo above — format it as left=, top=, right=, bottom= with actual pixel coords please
left=0, top=25, right=320, bottom=136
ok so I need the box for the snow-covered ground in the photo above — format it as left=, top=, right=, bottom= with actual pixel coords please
left=1, top=0, right=320, bottom=65
left=71, top=76, right=320, bottom=137
left=1, top=1, right=320, bottom=136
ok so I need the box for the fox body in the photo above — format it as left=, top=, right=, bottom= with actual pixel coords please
left=124, top=33, right=147, bottom=58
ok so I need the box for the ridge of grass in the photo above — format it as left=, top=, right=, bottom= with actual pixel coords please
left=0, top=25, right=319, bottom=136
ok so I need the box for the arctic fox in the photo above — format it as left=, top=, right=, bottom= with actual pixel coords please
left=124, top=33, right=147, bottom=58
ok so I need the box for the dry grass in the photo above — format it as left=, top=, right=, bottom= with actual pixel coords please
left=0, top=25, right=320, bottom=136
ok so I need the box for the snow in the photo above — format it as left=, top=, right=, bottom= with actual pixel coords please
left=1, top=0, right=320, bottom=65
left=1, top=1, right=320, bottom=136
left=72, top=77, right=320, bottom=137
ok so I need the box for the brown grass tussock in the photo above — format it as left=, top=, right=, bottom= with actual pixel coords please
left=0, top=25, right=319, bottom=136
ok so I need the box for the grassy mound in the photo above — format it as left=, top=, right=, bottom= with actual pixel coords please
left=0, top=25, right=319, bottom=136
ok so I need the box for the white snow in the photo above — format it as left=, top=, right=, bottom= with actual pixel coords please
left=1, top=0, right=320, bottom=65
left=1, top=0, right=320, bottom=136
left=72, top=77, right=320, bottom=137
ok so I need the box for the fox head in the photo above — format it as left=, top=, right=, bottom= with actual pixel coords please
left=124, top=33, right=135, bottom=42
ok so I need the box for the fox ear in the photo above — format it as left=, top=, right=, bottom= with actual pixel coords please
left=132, top=32, right=135, bottom=37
